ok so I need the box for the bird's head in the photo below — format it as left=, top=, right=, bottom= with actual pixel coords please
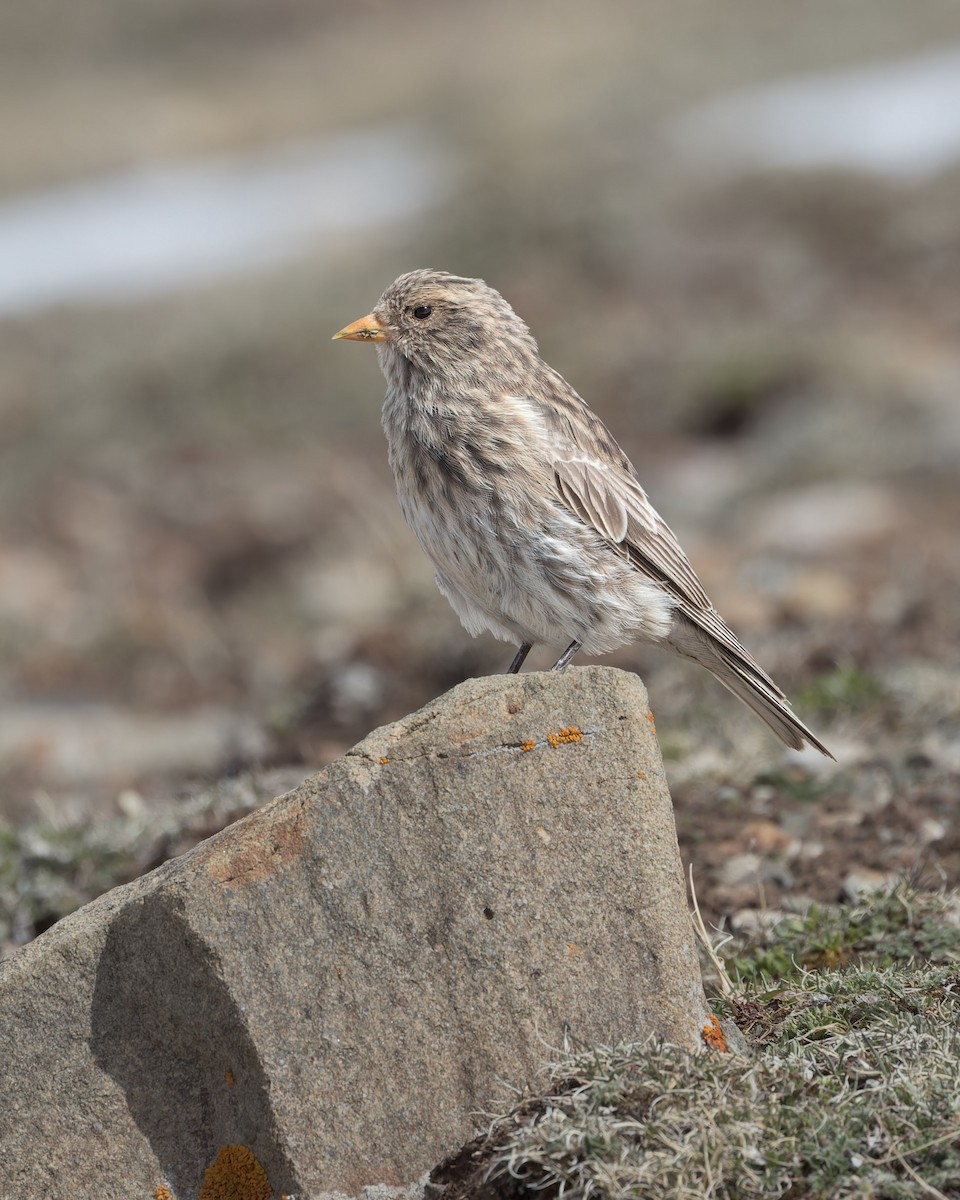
left=333, top=269, right=538, bottom=386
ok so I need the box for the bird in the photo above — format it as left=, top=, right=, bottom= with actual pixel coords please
left=333, top=269, right=832, bottom=757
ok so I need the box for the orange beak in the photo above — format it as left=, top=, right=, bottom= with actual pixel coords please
left=332, top=312, right=388, bottom=343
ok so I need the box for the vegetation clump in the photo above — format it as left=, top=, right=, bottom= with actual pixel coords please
left=435, top=884, right=960, bottom=1199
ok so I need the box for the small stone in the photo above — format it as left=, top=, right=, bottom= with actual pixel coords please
left=719, top=852, right=762, bottom=888
left=919, top=819, right=946, bottom=845
left=780, top=568, right=859, bottom=621
left=740, top=818, right=796, bottom=856
left=842, top=867, right=898, bottom=902
left=712, top=884, right=761, bottom=912
left=730, top=908, right=788, bottom=934
left=719, top=851, right=793, bottom=891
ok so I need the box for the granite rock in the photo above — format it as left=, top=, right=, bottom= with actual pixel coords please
left=0, top=666, right=710, bottom=1199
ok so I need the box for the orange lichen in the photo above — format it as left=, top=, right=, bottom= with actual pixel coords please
left=702, top=1014, right=728, bottom=1052
left=546, top=726, right=583, bottom=748
left=378, top=756, right=391, bottom=764
left=636, top=770, right=646, bottom=779
left=155, top=1187, right=173, bottom=1200
left=225, top=1069, right=235, bottom=1087
left=199, top=1144, right=271, bottom=1200
left=647, top=710, right=656, bottom=730
left=520, top=738, right=537, bottom=751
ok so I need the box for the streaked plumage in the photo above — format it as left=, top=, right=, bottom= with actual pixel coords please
left=334, top=269, right=832, bottom=757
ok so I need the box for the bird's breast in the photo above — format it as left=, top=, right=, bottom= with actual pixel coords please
left=383, top=388, right=550, bottom=502
left=382, top=386, right=559, bottom=569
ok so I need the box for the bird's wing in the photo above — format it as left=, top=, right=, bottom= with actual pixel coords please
left=554, top=454, right=710, bottom=606
left=534, top=379, right=782, bottom=693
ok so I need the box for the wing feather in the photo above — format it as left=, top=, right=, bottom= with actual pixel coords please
left=530, top=380, right=783, bottom=695
left=555, top=458, right=628, bottom=543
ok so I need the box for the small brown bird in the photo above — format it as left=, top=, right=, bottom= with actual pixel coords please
left=334, top=269, right=831, bottom=756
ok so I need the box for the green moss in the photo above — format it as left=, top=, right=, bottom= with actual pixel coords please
left=0, top=772, right=294, bottom=953
left=797, top=663, right=887, bottom=718
left=750, top=764, right=839, bottom=804
left=0, top=818, right=137, bottom=946
left=728, top=884, right=960, bottom=986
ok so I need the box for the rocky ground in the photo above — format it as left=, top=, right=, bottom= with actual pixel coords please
left=1, top=0, right=959, bottom=949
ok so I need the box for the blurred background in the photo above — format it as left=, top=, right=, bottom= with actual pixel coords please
left=3, top=0, right=960, bottom=946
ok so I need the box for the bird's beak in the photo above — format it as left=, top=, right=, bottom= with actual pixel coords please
left=332, top=313, right=388, bottom=343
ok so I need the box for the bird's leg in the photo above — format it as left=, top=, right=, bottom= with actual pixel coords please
left=506, top=643, right=533, bottom=674
left=550, top=640, right=582, bottom=672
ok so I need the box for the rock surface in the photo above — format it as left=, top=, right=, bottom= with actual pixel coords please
left=0, top=666, right=710, bottom=1199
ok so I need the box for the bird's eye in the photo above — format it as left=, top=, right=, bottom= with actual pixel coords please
left=412, top=305, right=433, bottom=320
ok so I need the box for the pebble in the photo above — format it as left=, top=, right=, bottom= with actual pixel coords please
left=842, top=867, right=899, bottom=902
left=740, top=818, right=798, bottom=856
left=719, top=852, right=762, bottom=888
left=719, top=852, right=794, bottom=889
left=730, top=907, right=788, bottom=934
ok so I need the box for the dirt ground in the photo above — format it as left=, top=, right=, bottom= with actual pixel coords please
left=1, top=0, right=959, bottom=943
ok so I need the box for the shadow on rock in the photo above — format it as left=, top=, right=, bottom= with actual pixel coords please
left=90, top=888, right=298, bottom=1198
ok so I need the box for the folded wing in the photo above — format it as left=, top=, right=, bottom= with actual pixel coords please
left=541, top=392, right=779, bottom=681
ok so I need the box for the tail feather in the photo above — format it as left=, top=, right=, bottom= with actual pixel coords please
left=668, top=618, right=834, bottom=759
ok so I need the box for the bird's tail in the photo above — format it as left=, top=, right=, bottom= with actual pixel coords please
left=667, top=617, right=834, bottom=759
